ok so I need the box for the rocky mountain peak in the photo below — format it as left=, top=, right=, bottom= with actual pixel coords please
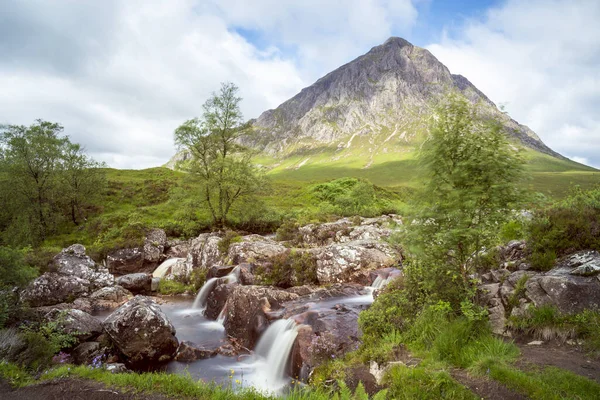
left=244, top=37, right=559, bottom=166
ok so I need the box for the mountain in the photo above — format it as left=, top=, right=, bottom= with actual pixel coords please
left=243, top=37, right=562, bottom=170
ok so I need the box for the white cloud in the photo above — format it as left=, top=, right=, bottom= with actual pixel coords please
left=426, top=0, right=600, bottom=168
left=0, top=0, right=307, bottom=168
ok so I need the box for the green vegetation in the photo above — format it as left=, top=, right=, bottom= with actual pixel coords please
left=509, top=305, right=600, bottom=351
left=527, top=185, right=600, bottom=270
left=174, top=82, right=268, bottom=228
left=0, top=120, right=105, bottom=247
left=257, top=250, right=318, bottom=288
left=0, top=362, right=389, bottom=400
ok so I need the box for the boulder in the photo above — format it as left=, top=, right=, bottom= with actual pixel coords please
left=228, top=235, right=288, bottom=265
left=207, top=265, right=236, bottom=280
left=480, top=250, right=600, bottom=335
left=187, top=233, right=222, bottom=269
left=298, top=219, right=354, bottom=246
left=174, top=341, right=217, bottom=362
left=165, top=239, right=191, bottom=258
left=312, top=240, right=400, bottom=284
left=205, top=282, right=237, bottom=320
left=222, top=286, right=299, bottom=348
left=116, top=273, right=152, bottom=294
left=44, top=308, right=103, bottom=342
left=71, top=341, right=104, bottom=365
left=164, top=259, right=193, bottom=282
left=298, top=215, right=402, bottom=246
left=143, top=228, right=167, bottom=267
left=21, top=244, right=115, bottom=307
left=102, top=296, right=178, bottom=365
left=106, top=248, right=144, bottom=274
left=89, top=286, right=132, bottom=310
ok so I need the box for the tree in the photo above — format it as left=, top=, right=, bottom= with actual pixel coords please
left=174, top=82, right=265, bottom=228
left=59, top=142, right=106, bottom=225
left=404, top=93, right=524, bottom=304
left=0, top=121, right=67, bottom=242
left=0, top=120, right=105, bottom=245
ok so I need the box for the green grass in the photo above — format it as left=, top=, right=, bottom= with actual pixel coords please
left=0, top=362, right=387, bottom=400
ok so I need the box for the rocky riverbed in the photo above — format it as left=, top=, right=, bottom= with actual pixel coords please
left=10, top=215, right=600, bottom=394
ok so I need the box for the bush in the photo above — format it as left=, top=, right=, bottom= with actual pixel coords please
left=257, top=250, right=317, bottom=288
left=17, top=318, right=79, bottom=371
left=275, top=219, right=302, bottom=243
left=218, top=231, right=241, bottom=255
left=0, top=247, right=38, bottom=289
left=527, top=186, right=600, bottom=270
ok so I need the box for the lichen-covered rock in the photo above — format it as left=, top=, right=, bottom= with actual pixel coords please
left=187, top=233, right=222, bottom=269
left=174, top=341, right=216, bottom=362
left=102, top=296, right=178, bottom=364
left=43, top=308, right=103, bottom=342
left=222, top=286, right=299, bottom=348
left=298, top=216, right=402, bottom=247
left=116, top=273, right=152, bottom=294
left=312, top=240, right=400, bottom=284
left=106, top=248, right=144, bottom=274
left=89, top=285, right=132, bottom=310
left=164, top=259, right=193, bottom=282
left=480, top=250, right=600, bottom=335
left=21, top=245, right=114, bottom=307
left=143, top=228, right=167, bottom=267
left=227, top=235, right=288, bottom=265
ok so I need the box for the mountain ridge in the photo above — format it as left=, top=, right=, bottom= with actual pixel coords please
left=244, top=36, right=562, bottom=167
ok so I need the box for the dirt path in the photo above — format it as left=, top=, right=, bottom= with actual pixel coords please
left=450, top=369, right=527, bottom=400
left=516, top=341, right=600, bottom=384
left=0, top=378, right=170, bottom=400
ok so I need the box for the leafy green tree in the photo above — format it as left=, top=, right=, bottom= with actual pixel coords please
left=404, top=93, right=524, bottom=302
left=174, top=82, right=266, bottom=228
left=0, top=121, right=67, bottom=243
left=0, top=120, right=105, bottom=245
left=59, top=142, right=106, bottom=225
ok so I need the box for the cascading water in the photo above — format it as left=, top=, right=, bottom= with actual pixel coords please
left=251, top=319, right=299, bottom=391
left=192, top=277, right=218, bottom=309
left=371, top=275, right=391, bottom=290
left=217, top=306, right=227, bottom=324
left=192, top=266, right=241, bottom=311
left=152, top=258, right=185, bottom=278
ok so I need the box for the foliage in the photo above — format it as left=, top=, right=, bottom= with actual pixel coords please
left=508, top=305, right=600, bottom=351
left=0, top=120, right=106, bottom=246
left=275, top=219, right=302, bottom=243
left=310, top=178, right=400, bottom=217
left=527, top=185, right=600, bottom=270
left=257, top=250, right=317, bottom=288
left=157, top=279, right=193, bottom=295
left=0, top=246, right=38, bottom=289
left=401, top=93, right=524, bottom=311
left=384, top=364, right=477, bottom=400
left=218, top=230, right=241, bottom=255
left=174, top=82, right=267, bottom=228
left=17, top=317, right=79, bottom=371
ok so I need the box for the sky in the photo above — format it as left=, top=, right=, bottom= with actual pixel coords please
left=1, top=0, right=598, bottom=169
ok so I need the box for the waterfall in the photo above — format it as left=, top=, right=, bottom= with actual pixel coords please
left=252, top=319, right=299, bottom=390
left=192, top=266, right=241, bottom=310
left=192, top=277, right=218, bottom=309
left=152, top=258, right=184, bottom=278
left=217, top=306, right=227, bottom=324
left=371, top=275, right=391, bottom=290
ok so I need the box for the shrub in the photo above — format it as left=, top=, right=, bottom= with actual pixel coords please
left=275, top=219, right=302, bottom=243
left=527, top=186, right=600, bottom=270
left=257, top=250, right=317, bottom=288
left=218, top=231, right=241, bottom=255
left=17, top=318, right=79, bottom=371
left=0, top=247, right=38, bottom=289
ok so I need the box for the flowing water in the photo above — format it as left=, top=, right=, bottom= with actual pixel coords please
left=152, top=258, right=185, bottom=278
left=96, top=269, right=393, bottom=394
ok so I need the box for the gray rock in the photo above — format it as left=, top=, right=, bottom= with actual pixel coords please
left=222, top=286, right=299, bottom=348
left=89, top=285, right=132, bottom=310
left=311, top=240, right=400, bottom=284
left=105, top=363, right=128, bottom=373
left=227, top=235, right=288, bottom=265
left=44, top=308, right=103, bottom=342
left=116, top=273, right=152, bottom=294
left=187, top=233, right=222, bottom=269
left=71, top=341, right=103, bottom=365
left=143, top=228, right=167, bottom=267
left=174, top=341, right=216, bottom=362
left=106, top=248, right=144, bottom=275
left=103, top=296, right=178, bottom=364
left=21, top=244, right=115, bottom=307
